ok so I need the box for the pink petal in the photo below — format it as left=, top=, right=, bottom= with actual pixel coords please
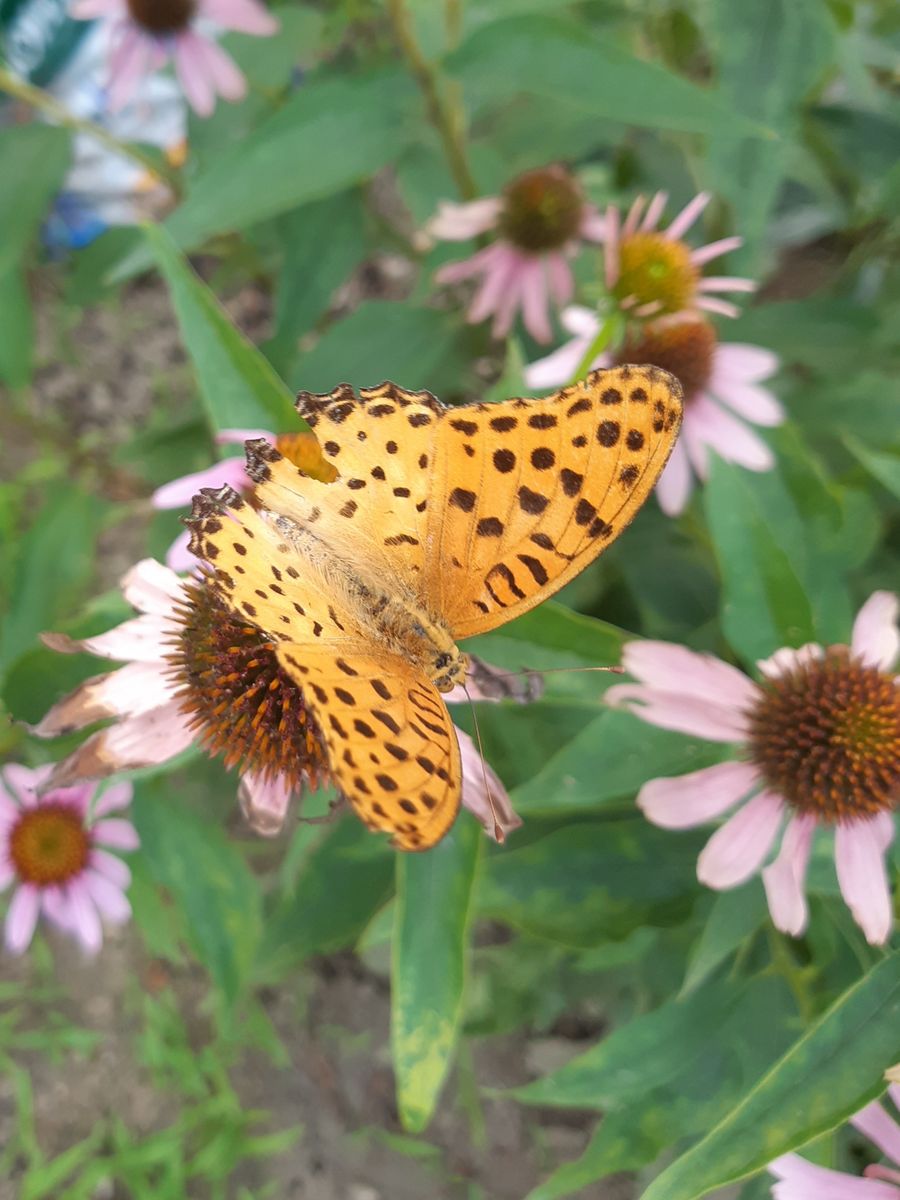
left=428, top=197, right=502, bottom=241
left=93, top=819, right=140, bottom=851
left=638, top=761, right=759, bottom=829
left=65, top=879, right=103, bottom=955
left=851, top=592, right=900, bottom=671
left=91, top=781, right=134, bottom=818
left=0, top=861, right=16, bottom=892
left=713, top=342, right=779, bottom=384
left=696, top=296, right=742, bottom=319
left=34, top=661, right=177, bottom=741
left=524, top=337, right=590, bottom=390
left=710, top=380, right=785, bottom=427
left=655, top=440, right=694, bottom=516
left=756, top=643, right=825, bottom=680
left=697, top=790, right=784, bottom=889
left=621, top=640, right=760, bottom=713
left=852, top=1099, right=900, bottom=1167
left=200, top=0, right=279, bottom=35
left=665, top=192, right=710, bottom=240
left=5, top=885, right=40, bottom=954
left=606, top=683, right=751, bottom=741
left=191, top=34, right=248, bottom=102
left=435, top=243, right=499, bottom=284
left=173, top=30, right=217, bottom=116
left=166, top=528, right=196, bottom=573
left=107, top=26, right=158, bottom=112
left=698, top=276, right=757, bottom=293
left=545, top=252, right=574, bottom=306
left=238, top=770, right=293, bottom=837
left=2, top=763, right=53, bottom=805
left=152, top=457, right=249, bottom=510
left=491, top=257, right=527, bottom=339
left=458, top=728, right=521, bottom=843
left=71, top=0, right=126, bottom=15
left=120, top=559, right=186, bottom=616
left=561, top=305, right=601, bottom=338
left=686, top=394, right=774, bottom=474
left=622, top=196, right=646, bottom=239
left=84, top=869, right=132, bottom=925
left=762, top=813, right=816, bottom=936
left=640, top=191, right=668, bottom=231
left=65, top=613, right=173, bottom=664
left=216, top=427, right=273, bottom=446
left=519, top=258, right=554, bottom=344
left=691, top=236, right=743, bottom=266
left=578, top=208, right=607, bottom=242
left=769, top=1153, right=897, bottom=1199
left=90, top=849, right=131, bottom=891
left=835, top=817, right=894, bottom=945
left=467, top=243, right=521, bottom=325
left=603, top=204, right=620, bottom=287
left=46, top=701, right=194, bottom=786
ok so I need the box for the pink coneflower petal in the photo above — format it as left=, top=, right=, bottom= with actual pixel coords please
left=762, top=813, right=816, bottom=936
left=91, top=782, right=134, bottom=819
left=152, top=457, right=249, bottom=510
left=91, top=849, right=131, bottom=891
left=93, top=819, right=140, bottom=851
left=770, top=1152, right=897, bottom=1199
left=546, top=252, right=574, bottom=306
left=436, top=242, right=498, bottom=285
left=467, top=244, right=520, bottom=324
left=691, top=236, right=743, bottom=266
left=851, top=592, right=900, bottom=671
left=458, top=728, right=520, bottom=843
left=852, top=1099, right=900, bottom=1165
left=5, top=885, right=41, bottom=954
left=238, top=769, right=293, bottom=837
left=54, top=614, right=174, bottom=666
left=524, top=337, right=591, bottom=390
left=622, top=196, right=646, bottom=239
left=3, top=763, right=53, bottom=804
left=638, top=760, right=759, bottom=829
left=757, top=644, right=825, bottom=681
left=107, top=26, right=157, bottom=113
left=632, top=300, right=664, bottom=318
left=0, top=861, right=16, bottom=892
left=561, top=306, right=602, bottom=338
left=428, top=198, right=503, bottom=241
left=606, top=684, right=752, bottom=742
left=620, top=640, right=761, bottom=713
left=696, top=296, right=743, bottom=319
left=122, top=559, right=186, bottom=616
left=201, top=0, right=279, bottom=35
left=688, top=393, right=775, bottom=474
left=710, top=380, right=785, bottom=427
left=603, top=204, right=619, bottom=288
left=167, top=528, right=196, bottom=573
left=173, top=31, right=217, bottom=117
left=66, top=879, right=103, bottom=954
left=191, top=34, right=248, bottom=102
left=492, top=257, right=528, bottom=339
left=579, top=210, right=607, bottom=242
left=84, top=870, right=131, bottom=925
left=698, top=276, right=756, bottom=293
left=216, top=427, right=273, bottom=446
left=654, top=440, right=694, bottom=516
left=640, top=190, right=668, bottom=231
left=519, top=258, right=554, bottom=343
left=697, top=789, right=783, bottom=889
left=665, top=191, right=710, bottom=240
left=71, top=0, right=125, bottom=18
left=835, top=817, right=894, bottom=945
left=713, top=342, right=779, bottom=384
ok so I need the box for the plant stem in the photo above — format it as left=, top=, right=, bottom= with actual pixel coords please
left=386, top=0, right=478, bottom=201
left=0, top=66, right=182, bottom=198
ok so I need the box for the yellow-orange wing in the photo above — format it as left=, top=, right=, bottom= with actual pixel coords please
left=276, top=644, right=461, bottom=851
left=425, top=365, right=683, bottom=638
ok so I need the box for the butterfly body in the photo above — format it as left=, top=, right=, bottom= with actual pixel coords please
left=187, top=367, right=683, bottom=850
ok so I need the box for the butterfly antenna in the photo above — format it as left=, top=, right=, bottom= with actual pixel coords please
left=463, top=683, right=504, bottom=844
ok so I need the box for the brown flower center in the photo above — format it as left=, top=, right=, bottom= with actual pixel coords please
left=614, top=318, right=715, bottom=402
left=168, top=581, right=328, bottom=794
left=126, top=0, right=195, bottom=34
left=748, top=649, right=900, bottom=822
left=614, top=232, right=699, bottom=316
left=499, top=166, right=584, bottom=253
left=9, top=804, right=91, bottom=887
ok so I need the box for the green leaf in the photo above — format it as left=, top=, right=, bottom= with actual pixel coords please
left=131, top=780, right=262, bottom=1003
left=641, top=951, right=900, bottom=1200
left=0, top=124, right=70, bottom=276
left=448, top=16, right=767, bottom=136
left=392, top=815, right=482, bottom=1132
left=522, top=977, right=795, bottom=1200
left=681, top=883, right=769, bottom=995
left=0, top=267, right=34, bottom=388
left=845, top=436, right=900, bottom=503
left=143, top=224, right=300, bottom=433
left=478, top=820, right=702, bottom=946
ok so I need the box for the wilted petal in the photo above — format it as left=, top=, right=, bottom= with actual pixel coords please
left=46, top=701, right=193, bottom=786
left=835, top=817, right=894, bottom=945
left=638, top=761, right=759, bottom=829
left=697, top=790, right=783, bottom=889
left=33, top=660, right=177, bottom=739
left=121, top=559, right=186, bottom=616
left=457, top=728, right=521, bottom=843
left=851, top=592, right=900, bottom=671
left=762, top=813, right=816, bottom=936
left=428, top=197, right=503, bottom=241
left=107, top=25, right=157, bottom=112
left=238, top=770, right=293, bottom=837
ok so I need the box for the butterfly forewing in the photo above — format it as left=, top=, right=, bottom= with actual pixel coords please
left=426, top=366, right=682, bottom=639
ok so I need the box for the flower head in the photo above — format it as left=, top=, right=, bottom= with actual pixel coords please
left=430, top=165, right=606, bottom=344
left=526, top=308, right=782, bottom=515
left=0, top=765, right=137, bottom=955
left=35, top=560, right=522, bottom=845
left=607, top=592, right=900, bottom=944
left=602, top=191, right=755, bottom=321
left=70, top=0, right=279, bottom=116
left=770, top=1084, right=900, bottom=1197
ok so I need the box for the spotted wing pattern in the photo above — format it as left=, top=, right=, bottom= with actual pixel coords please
left=425, top=365, right=683, bottom=638
left=276, top=644, right=461, bottom=851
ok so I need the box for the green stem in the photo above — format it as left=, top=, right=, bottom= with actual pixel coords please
left=567, top=311, right=624, bottom=385
left=386, top=0, right=478, bottom=201
left=767, top=928, right=815, bottom=1023
left=445, top=0, right=463, bottom=49
left=0, top=66, right=183, bottom=198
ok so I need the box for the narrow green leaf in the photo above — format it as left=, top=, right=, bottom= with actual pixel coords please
left=0, top=124, right=71, bottom=276
left=681, top=883, right=769, bottom=995
left=142, top=224, right=300, bottom=433
left=641, top=952, right=900, bottom=1200
left=393, top=815, right=482, bottom=1132
left=845, top=436, right=900, bottom=503
left=0, top=267, right=34, bottom=387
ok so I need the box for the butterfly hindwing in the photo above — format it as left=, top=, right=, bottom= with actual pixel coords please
left=276, top=644, right=461, bottom=851
left=425, top=365, right=683, bottom=638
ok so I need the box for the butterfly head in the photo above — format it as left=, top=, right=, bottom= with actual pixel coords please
left=432, top=648, right=467, bottom=694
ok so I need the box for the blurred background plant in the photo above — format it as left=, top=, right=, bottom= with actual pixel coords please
left=1, top=0, right=899, bottom=1197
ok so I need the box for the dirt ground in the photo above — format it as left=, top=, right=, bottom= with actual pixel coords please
left=0, top=265, right=634, bottom=1200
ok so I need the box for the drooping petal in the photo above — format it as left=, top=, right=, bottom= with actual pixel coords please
left=606, top=684, right=751, bottom=741
left=524, top=337, right=591, bottom=390
left=697, top=790, right=784, bottom=889
left=43, top=613, right=172, bottom=665
left=638, top=761, right=759, bottom=829
left=91, top=849, right=131, bottom=891
left=238, top=770, right=293, bottom=837
left=173, top=30, right=217, bottom=116
left=93, top=818, right=140, bottom=851
left=435, top=243, right=500, bottom=284
left=851, top=1099, right=900, bottom=1168
left=491, top=257, right=527, bottom=339
left=152, top=457, right=249, bottom=510
left=191, top=35, right=248, bottom=102
left=46, top=701, right=194, bottom=786
left=457, top=727, right=521, bottom=843
left=428, top=197, right=503, bottom=241
left=466, top=244, right=521, bottom=325
left=545, top=252, right=574, bottom=306
left=518, top=257, right=554, bottom=344
left=5, top=885, right=41, bottom=953
left=710, top=379, right=785, bottom=427
left=689, top=393, right=775, bottom=472
left=84, top=869, right=132, bottom=925
left=121, top=559, right=186, bottom=616
left=33, top=659, right=178, bottom=739
left=757, top=643, right=825, bottom=680
left=620, top=640, right=760, bottom=713
left=106, top=25, right=158, bottom=112
left=713, top=342, right=780, bottom=384
left=91, top=781, right=134, bottom=819
left=835, top=817, right=894, bottom=945
left=762, top=812, right=816, bottom=936
left=602, top=204, right=620, bottom=287
left=769, top=1152, right=897, bottom=1199
left=200, top=0, right=279, bottom=35
left=665, top=191, right=710, bottom=240
left=851, top=592, right=900, bottom=671
left=654, top=440, right=694, bottom=516
left=65, top=879, right=103, bottom=955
